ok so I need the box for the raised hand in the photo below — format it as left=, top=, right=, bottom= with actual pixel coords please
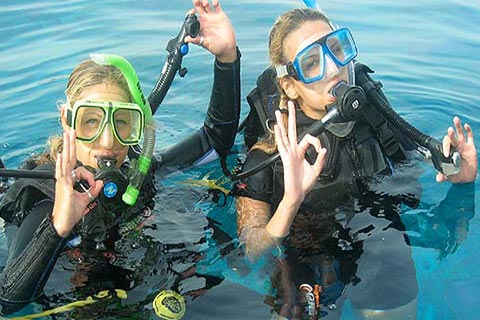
left=52, top=128, right=103, bottom=237
left=274, top=101, right=327, bottom=204
left=437, top=116, right=477, bottom=183
left=186, top=0, right=237, bottom=63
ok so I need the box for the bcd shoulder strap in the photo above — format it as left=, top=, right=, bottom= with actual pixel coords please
left=244, top=67, right=280, bottom=149
left=354, top=63, right=407, bottom=162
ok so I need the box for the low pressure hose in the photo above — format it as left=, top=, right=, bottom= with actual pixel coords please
left=90, top=53, right=155, bottom=206
left=149, top=13, right=200, bottom=114
left=355, top=63, right=461, bottom=176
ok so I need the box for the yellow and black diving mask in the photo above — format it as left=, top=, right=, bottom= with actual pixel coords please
left=66, top=99, right=145, bottom=146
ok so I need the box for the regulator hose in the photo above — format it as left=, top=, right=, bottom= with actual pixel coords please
left=354, top=62, right=461, bottom=176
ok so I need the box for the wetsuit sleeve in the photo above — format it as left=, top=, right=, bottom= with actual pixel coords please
left=157, top=49, right=241, bottom=169
left=0, top=200, right=67, bottom=306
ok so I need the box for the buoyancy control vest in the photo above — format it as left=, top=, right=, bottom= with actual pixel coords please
left=241, top=63, right=423, bottom=252
left=271, top=110, right=393, bottom=213
left=0, top=154, right=157, bottom=248
left=244, top=63, right=414, bottom=162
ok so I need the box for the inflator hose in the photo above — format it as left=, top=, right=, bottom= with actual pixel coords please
left=149, top=62, right=178, bottom=114
left=355, top=65, right=432, bottom=146
left=354, top=63, right=460, bottom=176
left=148, top=13, right=200, bottom=114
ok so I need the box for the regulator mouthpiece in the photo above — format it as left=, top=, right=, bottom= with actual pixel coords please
left=330, top=81, right=366, bottom=121
left=93, top=158, right=128, bottom=204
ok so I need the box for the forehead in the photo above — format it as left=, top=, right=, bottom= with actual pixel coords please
left=78, top=83, right=130, bottom=103
left=284, top=20, right=333, bottom=61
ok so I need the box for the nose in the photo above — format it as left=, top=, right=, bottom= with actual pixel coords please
left=97, top=123, right=115, bottom=149
left=323, top=54, right=339, bottom=79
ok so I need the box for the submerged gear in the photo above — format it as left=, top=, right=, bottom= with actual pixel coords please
left=67, top=99, right=145, bottom=146
left=275, top=28, right=358, bottom=84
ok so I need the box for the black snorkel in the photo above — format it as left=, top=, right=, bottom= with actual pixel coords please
left=230, top=81, right=367, bottom=181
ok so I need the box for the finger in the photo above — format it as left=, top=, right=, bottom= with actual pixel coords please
left=212, top=0, right=221, bottom=12
left=202, top=0, right=212, bottom=13
left=442, top=135, right=451, bottom=158
left=69, top=128, right=76, bottom=167
left=465, top=123, right=475, bottom=145
left=62, top=131, right=71, bottom=177
left=436, top=172, right=447, bottom=183
left=186, top=8, right=195, bottom=15
left=185, top=35, right=202, bottom=45
left=453, top=116, right=465, bottom=142
left=447, top=127, right=458, bottom=150
left=274, top=124, right=287, bottom=155
left=287, top=101, right=297, bottom=146
left=193, top=0, right=207, bottom=14
left=298, top=134, right=321, bottom=155
left=74, top=167, right=96, bottom=187
left=275, top=110, right=288, bottom=148
left=55, top=152, right=63, bottom=180
left=88, top=180, right=104, bottom=199
left=312, top=148, right=327, bottom=176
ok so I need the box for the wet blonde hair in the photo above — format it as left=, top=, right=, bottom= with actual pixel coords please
left=253, top=8, right=331, bottom=154
left=42, top=59, right=132, bottom=163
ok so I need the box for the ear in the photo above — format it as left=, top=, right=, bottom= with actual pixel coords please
left=279, top=77, right=299, bottom=100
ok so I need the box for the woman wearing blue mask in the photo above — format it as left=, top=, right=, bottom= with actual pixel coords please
left=235, top=8, right=477, bottom=319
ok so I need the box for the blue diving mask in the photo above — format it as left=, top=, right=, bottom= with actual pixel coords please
left=275, top=28, right=358, bottom=84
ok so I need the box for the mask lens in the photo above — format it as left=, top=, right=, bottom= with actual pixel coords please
left=293, top=28, right=357, bottom=84
left=75, top=106, right=106, bottom=142
left=326, top=29, right=357, bottom=65
left=298, top=44, right=324, bottom=83
left=113, top=108, right=143, bottom=145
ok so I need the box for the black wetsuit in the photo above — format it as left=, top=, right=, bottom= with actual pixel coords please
left=236, top=95, right=476, bottom=318
left=235, top=105, right=424, bottom=317
left=0, top=54, right=241, bottom=308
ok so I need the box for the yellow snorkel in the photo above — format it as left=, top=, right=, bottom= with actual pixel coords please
left=89, top=53, right=155, bottom=206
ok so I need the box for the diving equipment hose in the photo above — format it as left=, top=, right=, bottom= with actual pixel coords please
left=149, top=13, right=200, bottom=114
left=354, top=63, right=461, bottom=176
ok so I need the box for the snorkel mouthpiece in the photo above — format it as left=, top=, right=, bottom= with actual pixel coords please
left=90, top=53, right=155, bottom=206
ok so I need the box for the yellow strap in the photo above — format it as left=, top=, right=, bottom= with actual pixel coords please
left=4, top=289, right=127, bottom=320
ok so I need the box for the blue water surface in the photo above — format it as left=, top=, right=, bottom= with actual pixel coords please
left=0, top=0, right=479, bottom=319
